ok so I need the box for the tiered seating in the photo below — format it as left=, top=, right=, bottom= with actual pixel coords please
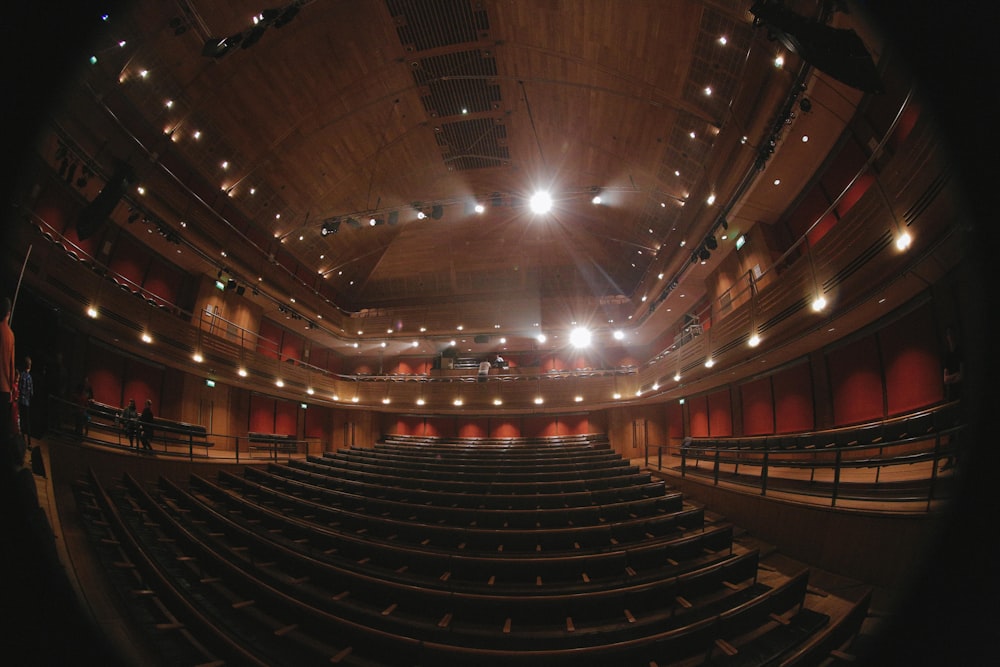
left=71, top=435, right=845, bottom=665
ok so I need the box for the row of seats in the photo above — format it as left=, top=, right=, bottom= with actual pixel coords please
left=235, top=465, right=684, bottom=530
left=70, top=435, right=859, bottom=665
left=683, top=402, right=961, bottom=453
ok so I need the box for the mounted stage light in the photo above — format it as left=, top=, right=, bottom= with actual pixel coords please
left=321, top=219, right=340, bottom=236
left=273, top=5, right=300, bottom=28
left=240, top=23, right=267, bottom=49
left=431, top=205, right=444, bottom=220
left=387, top=211, right=399, bottom=225
left=529, top=191, right=553, bottom=214
left=345, top=217, right=361, bottom=229
left=705, top=235, right=718, bottom=250
left=698, top=247, right=711, bottom=261
left=569, top=327, right=592, bottom=348
left=202, top=33, right=242, bottom=58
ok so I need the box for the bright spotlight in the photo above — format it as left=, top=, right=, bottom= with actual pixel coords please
left=529, top=191, right=553, bottom=214
left=812, top=295, right=827, bottom=312
left=748, top=333, right=761, bottom=347
left=613, top=329, right=625, bottom=341
left=895, top=232, right=912, bottom=250
left=569, top=327, right=591, bottom=348
left=536, top=333, right=547, bottom=344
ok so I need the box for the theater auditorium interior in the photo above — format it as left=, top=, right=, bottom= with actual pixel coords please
left=1, top=1, right=994, bottom=665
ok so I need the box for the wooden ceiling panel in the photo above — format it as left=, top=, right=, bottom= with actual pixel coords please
left=60, top=0, right=843, bottom=344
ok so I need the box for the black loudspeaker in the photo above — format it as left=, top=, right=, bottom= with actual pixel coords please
left=76, top=161, right=134, bottom=241
left=474, top=335, right=490, bottom=344
left=750, top=2, right=881, bottom=93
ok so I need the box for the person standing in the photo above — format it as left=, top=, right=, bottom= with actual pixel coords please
left=139, top=399, right=155, bottom=451
left=120, top=398, right=138, bottom=448
left=18, top=356, right=32, bottom=448
left=940, top=327, right=964, bottom=471
left=1, top=298, right=16, bottom=466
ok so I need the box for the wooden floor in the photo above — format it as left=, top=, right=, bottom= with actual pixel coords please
left=9, top=436, right=920, bottom=665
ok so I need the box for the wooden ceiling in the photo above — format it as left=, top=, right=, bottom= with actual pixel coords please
left=52, top=0, right=866, bottom=353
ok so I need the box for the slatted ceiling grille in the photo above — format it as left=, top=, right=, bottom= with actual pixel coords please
left=412, top=49, right=500, bottom=116
left=436, top=117, right=510, bottom=170
left=658, top=121, right=712, bottom=196
left=388, top=0, right=490, bottom=52
left=684, top=8, right=755, bottom=120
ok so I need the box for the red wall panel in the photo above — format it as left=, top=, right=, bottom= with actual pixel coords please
left=143, top=259, right=180, bottom=307
left=741, top=376, right=774, bottom=435
left=834, top=172, right=874, bottom=218
left=688, top=395, right=709, bottom=437
left=491, top=419, right=521, bottom=438
left=34, top=182, right=77, bottom=239
left=423, top=416, right=455, bottom=439
left=123, top=358, right=163, bottom=414
left=275, top=400, right=298, bottom=435
left=402, top=416, right=425, bottom=436
left=257, top=319, right=283, bottom=359
left=458, top=418, right=489, bottom=439
left=522, top=416, right=554, bottom=438
left=707, top=389, right=733, bottom=437
left=560, top=414, right=590, bottom=435
left=304, top=404, right=328, bottom=439
left=773, top=362, right=814, bottom=433
left=88, top=353, right=123, bottom=406
left=107, top=233, right=149, bottom=290
left=828, top=336, right=884, bottom=425
left=880, top=305, right=943, bottom=414
left=666, top=401, right=684, bottom=440
left=280, top=331, right=304, bottom=363
left=249, top=394, right=275, bottom=433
